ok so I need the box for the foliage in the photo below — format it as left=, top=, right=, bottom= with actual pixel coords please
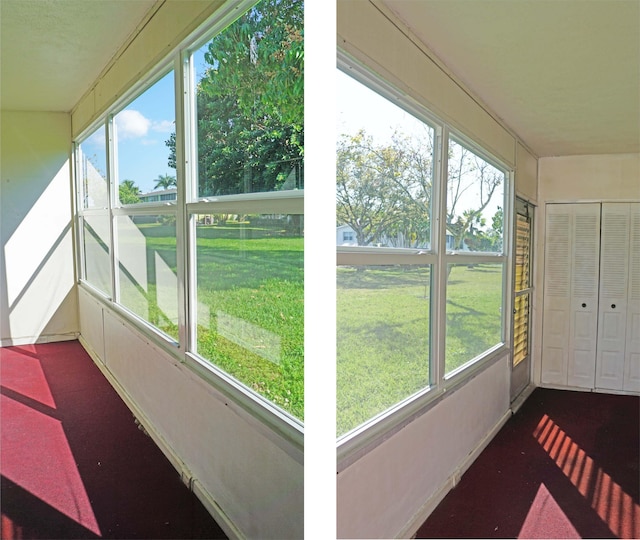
left=119, top=179, right=141, bottom=204
left=336, top=129, right=432, bottom=247
left=336, top=128, right=504, bottom=252
left=166, top=0, right=304, bottom=196
left=153, top=174, right=176, bottom=190
left=446, top=141, right=503, bottom=250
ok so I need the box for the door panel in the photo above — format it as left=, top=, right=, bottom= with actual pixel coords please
left=542, top=203, right=600, bottom=389
left=511, top=199, right=534, bottom=400
left=623, top=204, right=640, bottom=391
left=596, top=203, right=630, bottom=389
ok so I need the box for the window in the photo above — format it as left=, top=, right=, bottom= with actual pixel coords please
left=336, top=68, right=435, bottom=437
left=445, top=138, right=506, bottom=376
left=337, top=64, right=510, bottom=441
left=187, top=0, right=304, bottom=420
left=77, top=125, right=111, bottom=295
left=73, top=0, right=304, bottom=431
left=111, top=70, right=179, bottom=342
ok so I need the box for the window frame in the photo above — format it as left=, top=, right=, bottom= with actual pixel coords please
left=73, top=0, right=304, bottom=451
left=336, top=52, right=513, bottom=465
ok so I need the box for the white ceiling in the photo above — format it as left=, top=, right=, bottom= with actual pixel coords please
left=0, top=0, right=158, bottom=112
left=383, top=0, right=640, bottom=157
left=1, top=0, right=638, bottom=157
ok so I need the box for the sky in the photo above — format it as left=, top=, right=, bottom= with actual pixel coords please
left=82, top=48, right=208, bottom=195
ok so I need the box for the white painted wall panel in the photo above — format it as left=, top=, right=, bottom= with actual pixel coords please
left=78, top=288, right=106, bottom=362
left=337, top=357, right=510, bottom=539
left=516, top=142, right=538, bottom=202
left=76, top=294, right=303, bottom=539
left=1, top=111, right=78, bottom=345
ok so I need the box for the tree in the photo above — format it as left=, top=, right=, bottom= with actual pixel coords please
left=166, top=0, right=303, bottom=196
left=336, top=128, right=503, bottom=255
left=446, top=142, right=502, bottom=250
left=119, top=179, right=141, bottom=204
left=336, top=129, right=433, bottom=247
left=153, top=174, right=176, bottom=190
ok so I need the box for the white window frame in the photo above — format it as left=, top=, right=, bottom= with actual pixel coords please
left=336, top=52, right=513, bottom=467
left=73, top=0, right=304, bottom=453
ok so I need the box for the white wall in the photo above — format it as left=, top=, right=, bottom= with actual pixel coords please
left=337, top=358, right=511, bottom=539
left=336, top=2, right=536, bottom=537
left=0, top=111, right=78, bottom=345
left=78, top=288, right=303, bottom=539
left=532, top=153, right=640, bottom=385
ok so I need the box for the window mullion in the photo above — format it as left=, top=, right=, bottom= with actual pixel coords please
left=174, top=52, right=188, bottom=354
left=107, top=115, right=119, bottom=302
left=432, top=125, right=449, bottom=389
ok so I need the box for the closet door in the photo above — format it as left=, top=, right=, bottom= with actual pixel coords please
left=623, top=203, right=640, bottom=392
left=542, top=203, right=600, bottom=388
left=596, top=203, right=630, bottom=389
left=567, top=204, right=601, bottom=387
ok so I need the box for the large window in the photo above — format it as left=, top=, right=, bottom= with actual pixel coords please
left=185, top=0, right=304, bottom=420
left=336, top=69, right=435, bottom=437
left=74, top=0, right=304, bottom=430
left=337, top=64, right=509, bottom=440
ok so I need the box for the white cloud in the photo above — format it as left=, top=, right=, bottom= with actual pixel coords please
left=152, top=120, right=174, bottom=134
left=115, top=110, right=150, bottom=139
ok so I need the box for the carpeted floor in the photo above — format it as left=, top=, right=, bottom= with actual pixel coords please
left=416, top=387, right=640, bottom=539
left=0, top=340, right=227, bottom=539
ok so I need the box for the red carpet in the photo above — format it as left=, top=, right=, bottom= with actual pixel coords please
left=416, top=388, right=640, bottom=539
left=0, top=340, right=227, bottom=539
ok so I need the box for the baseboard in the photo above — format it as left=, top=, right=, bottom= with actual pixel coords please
left=192, top=479, right=246, bottom=540
left=78, top=335, right=245, bottom=540
left=510, top=383, right=536, bottom=414
left=399, top=409, right=512, bottom=539
left=1, top=332, right=79, bottom=347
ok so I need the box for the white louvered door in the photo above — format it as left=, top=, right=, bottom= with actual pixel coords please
left=623, top=204, right=640, bottom=392
left=596, top=204, right=630, bottom=389
left=542, top=202, right=639, bottom=393
left=541, top=204, right=573, bottom=385
left=542, top=203, right=600, bottom=388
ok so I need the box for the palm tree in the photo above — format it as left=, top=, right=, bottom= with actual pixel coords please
left=154, top=174, right=177, bottom=190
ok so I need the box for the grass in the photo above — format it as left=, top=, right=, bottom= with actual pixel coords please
left=118, top=218, right=304, bottom=420
left=337, top=263, right=503, bottom=436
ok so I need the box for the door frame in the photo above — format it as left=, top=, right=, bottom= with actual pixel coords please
left=511, top=197, right=534, bottom=401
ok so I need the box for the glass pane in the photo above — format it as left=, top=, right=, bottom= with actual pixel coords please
left=337, top=69, right=434, bottom=249
left=195, top=213, right=304, bottom=419
left=83, top=213, right=111, bottom=294
left=114, top=71, right=176, bottom=204
left=515, top=213, right=531, bottom=291
left=192, top=0, right=304, bottom=198
left=116, top=215, right=178, bottom=341
left=513, top=294, right=529, bottom=367
left=78, top=126, right=108, bottom=209
left=447, top=138, right=504, bottom=253
left=337, top=265, right=430, bottom=437
left=445, top=263, right=503, bottom=374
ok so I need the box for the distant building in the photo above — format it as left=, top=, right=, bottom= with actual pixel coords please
left=138, top=188, right=177, bottom=203
left=337, top=224, right=358, bottom=246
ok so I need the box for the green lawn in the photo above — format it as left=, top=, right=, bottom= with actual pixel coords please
left=337, top=263, right=503, bottom=436
left=120, top=219, right=304, bottom=420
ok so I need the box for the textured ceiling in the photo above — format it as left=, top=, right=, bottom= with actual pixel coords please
left=0, top=0, right=158, bottom=112
left=382, top=0, right=640, bottom=157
